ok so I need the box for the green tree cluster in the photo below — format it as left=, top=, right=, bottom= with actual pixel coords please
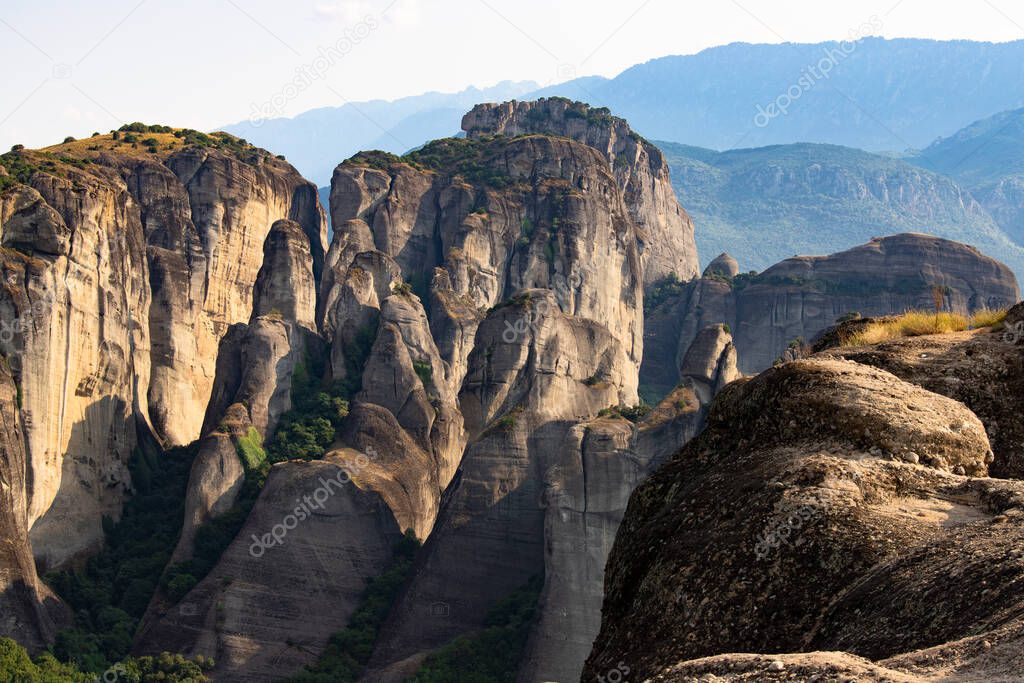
left=407, top=575, right=543, bottom=683
left=45, top=444, right=198, bottom=671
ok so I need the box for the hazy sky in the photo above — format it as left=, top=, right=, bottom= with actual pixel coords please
left=1, top=0, right=1022, bottom=150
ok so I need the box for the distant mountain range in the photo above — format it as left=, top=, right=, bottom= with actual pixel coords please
left=223, top=38, right=1024, bottom=186
left=911, top=107, right=1024, bottom=246
left=660, top=139, right=1024, bottom=278
left=540, top=38, right=1024, bottom=153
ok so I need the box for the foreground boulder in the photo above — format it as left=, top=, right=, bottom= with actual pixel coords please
left=585, top=357, right=1024, bottom=682
left=817, top=315, right=1024, bottom=478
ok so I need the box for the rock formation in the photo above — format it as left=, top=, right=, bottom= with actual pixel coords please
left=136, top=453, right=402, bottom=683
left=4, top=105, right=1023, bottom=683
left=585, top=336, right=1024, bottom=682
left=0, top=358, right=69, bottom=649
left=703, top=252, right=739, bottom=279
left=642, top=233, right=1020, bottom=391
left=816, top=302, right=1024, bottom=478
left=0, top=135, right=325, bottom=570
left=463, top=97, right=700, bottom=284
left=138, top=103, right=675, bottom=680
left=169, top=218, right=322, bottom=566
left=325, top=133, right=645, bottom=392
left=364, top=293, right=730, bottom=683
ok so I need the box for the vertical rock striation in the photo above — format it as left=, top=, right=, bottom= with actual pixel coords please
left=0, top=136, right=326, bottom=572
left=462, top=97, right=700, bottom=284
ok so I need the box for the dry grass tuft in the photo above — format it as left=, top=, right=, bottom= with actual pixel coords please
left=843, top=308, right=1008, bottom=347
left=970, top=307, right=1009, bottom=328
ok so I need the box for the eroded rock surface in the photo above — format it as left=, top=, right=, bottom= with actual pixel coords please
left=585, top=357, right=1024, bottom=683
left=462, top=97, right=699, bottom=284
left=642, top=233, right=1020, bottom=390
left=0, top=358, right=69, bottom=649
left=367, top=292, right=715, bottom=683
left=818, top=322, right=1024, bottom=478
left=0, top=139, right=325, bottom=569
left=327, top=133, right=645, bottom=388
left=135, top=454, right=401, bottom=682
left=169, top=214, right=323, bottom=569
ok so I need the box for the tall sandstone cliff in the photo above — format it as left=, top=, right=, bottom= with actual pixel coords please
left=0, top=133, right=325, bottom=644
left=141, top=102, right=707, bottom=681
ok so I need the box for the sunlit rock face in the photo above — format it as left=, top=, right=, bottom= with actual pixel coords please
left=0, top=142, right=325, bottom=570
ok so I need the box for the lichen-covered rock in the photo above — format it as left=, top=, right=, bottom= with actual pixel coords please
left=584, top=358, right=1024, bottom=682
left=820, top=325, right=1024, bottom=478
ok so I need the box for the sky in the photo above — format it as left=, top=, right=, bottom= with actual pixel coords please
left=1, top=0, right=1022, bottom=150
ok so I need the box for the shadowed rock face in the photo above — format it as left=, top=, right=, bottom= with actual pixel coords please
left=168, top=219, right=324, bottom=569
left=584, top=356, right=1024, bottom=683
left=462, top=97, right=700, bottom=285
left=137, top=149, right=326, bottom=447
left=642, top=233, right=1021, bottom=388
left=0, top=359, right=69, bottom=650
left=364, top=293, right=723, bottom=683
left=0, top=142, right=326, bottom=570
left=134, top=454, right=402, bottom=682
